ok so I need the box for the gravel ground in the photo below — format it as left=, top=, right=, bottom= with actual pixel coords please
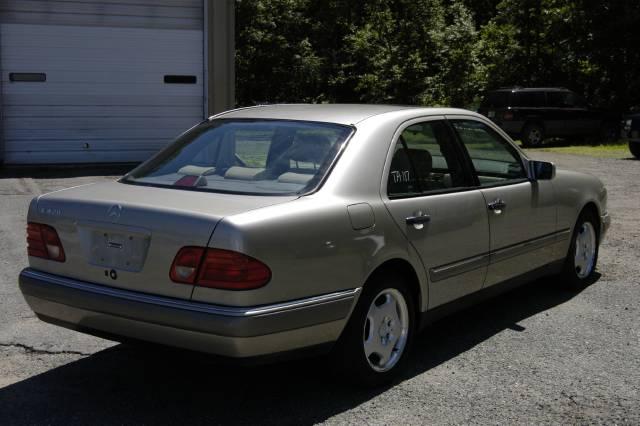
left=0, top=153, right=638, bottom=425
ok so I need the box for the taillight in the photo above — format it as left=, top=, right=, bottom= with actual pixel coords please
left=170, top=247, right=271, bottom=290
left=170, top=246, right=205, bottom=284
left=26, top=222, right=66, bottom=262
left=197, top=249, right=271, bottom=290
left=503, top=110, right=514, bottom=120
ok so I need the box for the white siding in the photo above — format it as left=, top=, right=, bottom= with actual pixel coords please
left=0, top=0, right=205, bottom=164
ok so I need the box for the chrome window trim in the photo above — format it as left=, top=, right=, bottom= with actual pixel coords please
left=21, top=269, right=361, bottom=318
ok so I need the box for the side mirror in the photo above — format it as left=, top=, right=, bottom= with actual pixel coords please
left=530, top=160, right=555, bottom=180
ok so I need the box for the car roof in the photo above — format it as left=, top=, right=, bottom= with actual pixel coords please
left=211, top=104, right=474, bottom=126
left=489, top=87, right=570, bottom=93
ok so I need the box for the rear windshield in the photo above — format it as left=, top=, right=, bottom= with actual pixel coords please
left=123, top=119, right=353, bottom=195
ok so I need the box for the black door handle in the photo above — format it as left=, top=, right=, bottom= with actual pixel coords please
left=487, top=199, right=507, bottom=211
left=406, top=214, right=431, bottom=225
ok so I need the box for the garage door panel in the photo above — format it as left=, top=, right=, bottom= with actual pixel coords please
left=3, top=94, right=204, bottom=107
left=2, top=83, right=204, bottom=97
left=3, top=70, right=201, bottom=85
left=4, top=149, right=166, bottom=164
left=0, top=12, right=201, bottom=30
left=2, top=45, right=203, bottom=62
left=7, top=1, right=203, bottom=20
left=5, top=138, right=173, bottom=152
left=5, top=105, right=203, bottom=118
left=5, top=116, right=200, bottom=131
left=25, top=0, right=202, bottom=6
left=6, top=127, right=188, bottom=141
left=1, top=23, right=202, bottom=43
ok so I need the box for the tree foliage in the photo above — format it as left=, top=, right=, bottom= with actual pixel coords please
left=236, top=0, right=640, bottom=111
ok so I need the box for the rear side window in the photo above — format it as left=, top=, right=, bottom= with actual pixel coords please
left=451, top=120, right=526, bottom=186
left=387, top=121, right=467, bottom=197
left=124, top=120, right=353, bottom=195
left=512, top=91, right=546, bottom=107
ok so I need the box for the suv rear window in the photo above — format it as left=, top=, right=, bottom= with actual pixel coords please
left=123, top=119, right=353, bottom=195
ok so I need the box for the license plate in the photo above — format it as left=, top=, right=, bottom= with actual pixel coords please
left=488, top=110, right=496, bottom=118
left=78, top=223, right=151, bottom=272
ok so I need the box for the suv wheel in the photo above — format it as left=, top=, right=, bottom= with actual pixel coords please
left=629, top=141, right=640, bottom=159
left=522, top=123, right=544, bottom=147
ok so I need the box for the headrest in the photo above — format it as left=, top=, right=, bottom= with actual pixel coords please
left=407, top=148, right=432, bottom=174
left=288, top=133, right=332, bottom=163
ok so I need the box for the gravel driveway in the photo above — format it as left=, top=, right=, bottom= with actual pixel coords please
left=0, top=152, right=638, bottom=425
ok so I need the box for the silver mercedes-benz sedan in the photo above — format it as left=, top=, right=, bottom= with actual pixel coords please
left=19, top=104, right=610, bottom=385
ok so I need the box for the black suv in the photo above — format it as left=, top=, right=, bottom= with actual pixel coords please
left=478, top=87, right=619, bottom=146
left=622, top=112, right=640, bottom=158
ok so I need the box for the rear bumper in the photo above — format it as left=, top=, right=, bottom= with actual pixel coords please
left=19, top=268, right=360, bottom=358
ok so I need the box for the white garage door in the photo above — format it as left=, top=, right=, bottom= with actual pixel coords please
left=0, top=0, right=205, bottom=164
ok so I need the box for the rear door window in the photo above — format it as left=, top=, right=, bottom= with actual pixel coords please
left=387, top=120, right=468, bottom=197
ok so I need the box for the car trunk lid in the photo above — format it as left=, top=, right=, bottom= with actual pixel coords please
left=28, top=181, right=296, bottom=300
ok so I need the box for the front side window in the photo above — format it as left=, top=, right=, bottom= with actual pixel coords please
left=451, top=120, right=526, bottom=186
left=387, top=120, right=467, bottom=197
left=123, top=119, right=353, bottom=195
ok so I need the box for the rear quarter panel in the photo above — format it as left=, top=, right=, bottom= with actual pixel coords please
left=191, top=194, right=428, bottom=309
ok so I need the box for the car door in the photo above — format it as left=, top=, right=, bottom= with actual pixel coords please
left=449, top=118, right=557, bottom=286
left=382, top=117, right=490, bottom=309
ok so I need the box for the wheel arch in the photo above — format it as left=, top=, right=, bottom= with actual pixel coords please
left=579, top=201, right=601, bottom=238
left=363, top=258, right=424, bottom=316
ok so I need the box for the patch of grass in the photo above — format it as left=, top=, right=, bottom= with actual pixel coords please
left=519, top=140, right=631, bottom=159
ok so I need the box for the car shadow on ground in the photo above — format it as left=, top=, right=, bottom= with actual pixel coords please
left=0, top=164, right=136, bottom=179
left=0, top=274, right=598, bottom=425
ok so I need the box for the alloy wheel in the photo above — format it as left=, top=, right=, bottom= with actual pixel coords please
left=363, top=288, right=410, bottom=372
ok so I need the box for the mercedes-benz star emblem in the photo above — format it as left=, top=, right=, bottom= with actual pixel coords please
left=107, top=204, right=123, bottom=221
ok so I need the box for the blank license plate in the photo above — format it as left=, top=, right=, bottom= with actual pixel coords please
left=78, top=223, right=151, bottom=272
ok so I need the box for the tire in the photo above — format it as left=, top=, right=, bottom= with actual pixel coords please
left=561, top=210, right=600, bottom=290
left=332, top=272, right=416, bottom=387
left=522, top=123, right=545, bottom=147
left=629, top=141, right=640, bottom=159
